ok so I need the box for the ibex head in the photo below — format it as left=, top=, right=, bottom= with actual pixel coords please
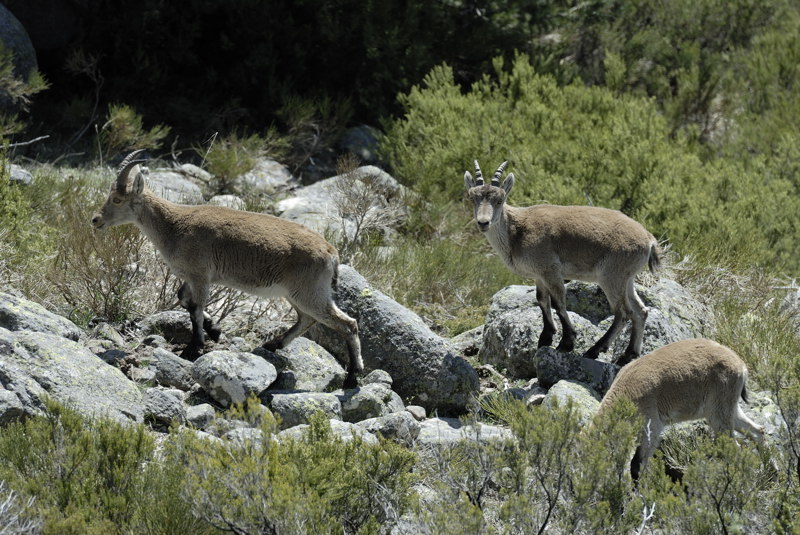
left=463, top=160, right=515, bottom=232
left=91, top=149, right=149, bottom=230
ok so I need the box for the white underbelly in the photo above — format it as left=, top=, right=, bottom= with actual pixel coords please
left=217, top=279, right=288, bottom=300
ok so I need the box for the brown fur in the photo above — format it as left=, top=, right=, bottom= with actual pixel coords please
left=465, top=160, right=660, bottom=364
left=597, top=338, right=765, bottom=480
left=93, top=151, right=362, bottom=387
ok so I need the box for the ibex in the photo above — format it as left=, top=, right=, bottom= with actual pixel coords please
left=464, top=160, right=660, bottom=365
left=92, top=150, right=363, bottom=387
left=596, top=338, right=765, bottom=481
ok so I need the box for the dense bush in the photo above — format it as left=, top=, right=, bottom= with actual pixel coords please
left=180, top=405, right=416, bottom=534
left=0, top=399, right=417, bottom=535
left=380, top=55, right=800, bottom=275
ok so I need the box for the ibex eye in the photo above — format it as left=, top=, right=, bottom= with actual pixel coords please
left=112, top=198, right=122, bottom=204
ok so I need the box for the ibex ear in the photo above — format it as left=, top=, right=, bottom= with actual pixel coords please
left=502, top=173, right=514, bottom=194
left=131, top=168, right=145, bottom=196
left=464, top=171, right=475, bottom=190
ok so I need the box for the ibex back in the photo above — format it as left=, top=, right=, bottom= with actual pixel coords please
left=464, top=160, right=660, bottom=365
left=92, top=150, right=362, bottom=387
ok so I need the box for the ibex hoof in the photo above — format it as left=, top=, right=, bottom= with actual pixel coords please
left=615, top=353, right=636, bottom=367
left=583, top=347, right=601, bottom=360
left=343, top=373, right=358, bottom=390
left=261, top=339, right=282, bottom=352
left=180, top=345, right=203, bottom=362
left=556, top=338, right=575, bottom=353
left=203, top=320, right=222, bottom=342
left=537, top=333, right=554, bottom=349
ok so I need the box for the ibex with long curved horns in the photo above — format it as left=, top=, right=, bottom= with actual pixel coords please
left=92, top=150, right=363, bottom=387
left=464, top=160, right=661, bottom=365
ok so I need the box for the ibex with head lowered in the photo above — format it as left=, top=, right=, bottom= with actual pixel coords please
left=596, top=338, right=765, bottom=481
left=464, top=160, right=660, bottom=365
left=92, top=150, right=363, bottom=387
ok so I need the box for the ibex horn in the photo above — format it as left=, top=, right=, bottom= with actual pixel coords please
left=116, top=149, right=148, bottom=177
left=115, top=149, right=148, bottom=193
left=474, top=160, right=484, bottom=185
left=492, top=161, right=508, bottom=186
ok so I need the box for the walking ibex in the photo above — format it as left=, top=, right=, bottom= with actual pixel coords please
left=464, top=160, right=660, bottom=365
left=92, top=150, right=363, bottom=387
left=596, top=338, right=765, bottom=481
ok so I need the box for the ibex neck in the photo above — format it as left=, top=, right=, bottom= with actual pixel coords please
left=134, top=191, right=182, bottom=253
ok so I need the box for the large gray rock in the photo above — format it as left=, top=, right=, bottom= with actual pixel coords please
left=277, top=166, right=404, bottom=240
left=356, top=411, right=420, bottom=446
left=253, top=337, right=346, bottom=391
left=0, top=386, right=25, bottom=425
left=235, top=158, right=296, bottom=195
left=8, top=163, right=32, bottom=186
left=0, top=291, right=82, bottom=341
left=0, top=327, right=143, bottom=423
left=276, top=418, right=378, bottom=445
left=415, top=417, right=514, bottom=447
left=535, top=347, right=617, bottom=393
left=0, top=4, right=36, bottom=89
left=186, top=403, right=216, bottom=429
left=268, top=392, right=342, bottom=430
left=146, top=169, right=203, bottom=204
left=192, top=351, right=277, bottom=407
left=143, top=388, right=186, bottom=426
left=308, top=266, right=480, bottom=415
left=150, top=348, right=195, bottom=390
left=338, top=125, right=383, bottom=164
left=609, top=308, right=687, bottom=358
left=138, top=310, right=193, bottom=344
left=478, top=285, right=601, bottom=377
left=338, top=382, right=405, bottom=423
left=208, top=194, right=246, bottom=211
left=541, top=380, right=601, bottom=426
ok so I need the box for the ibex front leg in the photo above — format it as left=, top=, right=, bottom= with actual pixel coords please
left=177, top=281, right=216, bottom=360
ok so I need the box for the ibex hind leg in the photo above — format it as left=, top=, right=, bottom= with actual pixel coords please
left=262, top=309, right=316, bottom=352
left=585, top=313, right=625, bottom=360
left=313, top=302, right=361, bottom=389
left=619, top=281, right=649, bottom=366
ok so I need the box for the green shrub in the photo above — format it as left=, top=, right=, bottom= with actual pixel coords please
left=99, top=103, right=170, bottom=158
left=0, top=480, right=43, bottom=535
left=0, top=158, right=59, bottom=298
left=0, top=401, right=151, bottom=533
left=0, top=400, right=220, bottom=535
left=180, top=401, right=416, bottom=534
left=0, top=41, right=49, bottom=137
left=195, top=128, right=290, bottom=195
left=352, top=227, right=521, bottom=335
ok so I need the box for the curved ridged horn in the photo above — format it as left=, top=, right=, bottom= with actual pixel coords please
left=116, top=149, right=147, bottom=178
left=492, top=161, right=508, bottom=186
left=473, top=160, right=484, bottom=185
left=115, top=149, right=148, bottom=193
